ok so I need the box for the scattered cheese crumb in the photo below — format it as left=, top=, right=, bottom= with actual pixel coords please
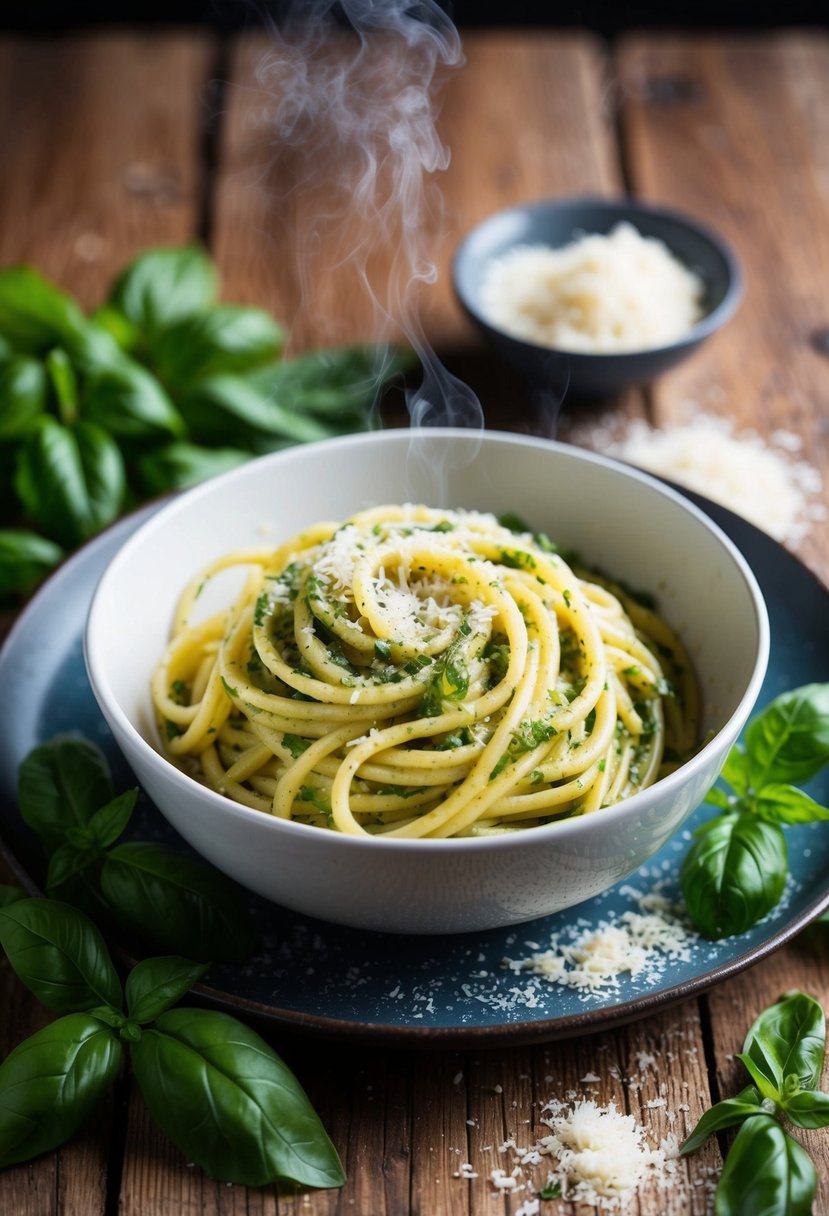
left=455, top=1162, right=478, bottom=1179
left=468, top=1096, right=686, bottom=1211
left=569, top=410, right=826, bottom=547
left=503, top=896, right=696, bottom=996
left=491, top=1167, right=520, bottom=1190
left=515, top=1200, right=541, bottom=1216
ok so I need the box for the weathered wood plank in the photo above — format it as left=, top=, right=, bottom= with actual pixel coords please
left=425, top=30, right=621, bottom=348
left=0, top=31, right=217, bottom=1216
left=618, top=32, right=829, bottom=1208
left=212, top=31, right=619, bottom=362
left=616, top=32, right=829, bottom=577
left=4, top=26, right=829, bottom=1216
left=0, top=31, right=217, bottom=307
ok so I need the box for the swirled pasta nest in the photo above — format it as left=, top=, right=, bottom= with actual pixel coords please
left=152, top=505, right=699, bottom=839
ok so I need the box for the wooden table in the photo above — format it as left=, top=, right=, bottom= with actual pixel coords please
left=1, top=24, right=828, bottom=1215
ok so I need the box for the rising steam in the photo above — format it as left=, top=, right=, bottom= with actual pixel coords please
left=255, top=0, right=484, bottom=433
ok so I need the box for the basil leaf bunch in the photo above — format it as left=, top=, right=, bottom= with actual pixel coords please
left=0, top=897, right=345, bottom=1189
left=18, top=736, right=255, bottom=963
left=681, top=684, right=829, bottom=939
left=0, top=247, right=413, bottom=600
left=681, top=991, right=829, bottom=1215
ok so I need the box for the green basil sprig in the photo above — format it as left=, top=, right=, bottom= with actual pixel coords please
left=0, top=246, right=412, bottom=603
left=18, top=736, right=255, bottom=963
left=0, top=530, right=63, bottom=598
left=681, top=684, right=829, bottom=939
left=0, top=357, right=47, bottom=439
left=107, top=244, right=219, bottom=345
left=0, top=267, right=91, bottom=355
left=0, top=898, right=345, bottom=1188
left=14, top=416, right=126, bottom=549
left=681, top=992, right=828, bottom=1214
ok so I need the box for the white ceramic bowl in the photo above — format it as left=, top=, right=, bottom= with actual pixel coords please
left=85, top=429, right=769, bottom=935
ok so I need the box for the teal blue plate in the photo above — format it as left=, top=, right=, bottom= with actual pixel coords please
left=1, top=495, right=828, bottom=1046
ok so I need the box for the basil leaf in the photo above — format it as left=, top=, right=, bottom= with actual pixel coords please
left=108, top=246, right=218, bottom=340
left=735, top=1052, right=783, bottom=1104
left=152, top=305, right=284, bottom=388
left=0, top=1013, right=121, bottom=1169
left=85, top=788, right=138, bottom=849
left=714, top=1115, right=816, bottom=1216
left=63, top=320, right=127, bottom=373
left=704, top=786, right=731, bottom=811
left=135, top=441, right=250, bottom=495
left=0, top=356, right=48, bottom=439
left=783, top=1089, right=829, bottom=1128
left=743, top=991, right=825, bottom=1092
left=99, top=842, right=255, bottom=962
left=0, top=529, right=63, bottom=598
left=680, top=1086, right=764, bottom=1155
left=46, top=841, right=99, bottom=893
left=14, top=417, right=126, bottom=547
left=0, top=898, right=122, bottom=1013
left=89, top=304, right=140, bottom=352
left=47, top=871, right=111, bottom=923
left=248, top=343, right=413, bottom=420
left=680, top=812, right=788, bottom=939
left=0, top=885, right=26, bottom=909
left=126, top=956, right=209, bottom=1024
left=754, top=783, right=829, bottom=824
left=45, top=348, right=79, bottom=423
left=82, top=362, right=185, bottom=441
left=720, top=745, right=751, bottom=796
left=0, top=267, right=89, bottom=355
left=18, top=737, right=113, bottom=852
left=179, top=375, right=331, bottom=447
left=131, top=1008, right=345, bottom=1187
left=746, top=683, right=829, bottom=789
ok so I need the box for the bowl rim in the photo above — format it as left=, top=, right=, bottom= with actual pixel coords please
left=451, top=193, right=744, bottom=361
left=84, top=427, right=769, bottom=855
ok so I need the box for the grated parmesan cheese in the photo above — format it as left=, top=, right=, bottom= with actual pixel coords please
left=569, top=410, right=826, bottom=547
left=503, top=896, right=696, bottom=996
left=479, top=223, right=704, bottom=354
left=477, top=1095, right=687, bottom=1211
left=543, top=1099, right=670, bottom=1204
left=308, top=507, right=502, bottom=649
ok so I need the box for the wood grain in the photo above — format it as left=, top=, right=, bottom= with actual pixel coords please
left=0, top=31, right=217, bottom=308
left=1, top=26, right=829, bottom=1216
left=212, top=32, right=620, bottom=361
left=617, top=30, right=829, bottom=1213
left=616, top=33, right=829, bottom=576
left=0, top=30, right=216, bottom=1216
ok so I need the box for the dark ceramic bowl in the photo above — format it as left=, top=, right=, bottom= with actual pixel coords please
left=452, top=196, right=742, bottom=398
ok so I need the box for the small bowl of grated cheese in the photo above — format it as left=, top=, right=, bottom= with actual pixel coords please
left=452, top=197, right=742, bottom=398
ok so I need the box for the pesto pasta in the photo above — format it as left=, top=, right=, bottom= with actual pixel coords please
left=151, top=505, right=699, bottom=838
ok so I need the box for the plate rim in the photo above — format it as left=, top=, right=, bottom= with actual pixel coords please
left=1, top=484, right=828, bottom=1047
